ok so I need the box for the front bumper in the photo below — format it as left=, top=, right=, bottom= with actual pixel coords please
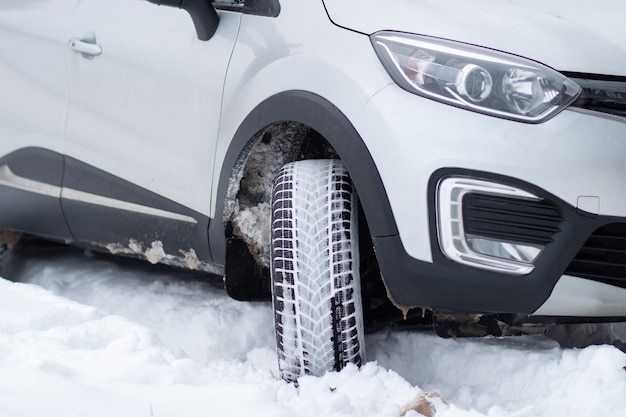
left=357, top=83, right=626, bottom=317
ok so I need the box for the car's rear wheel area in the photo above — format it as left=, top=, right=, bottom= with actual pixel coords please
left=270, top=159, right=365, bottom=382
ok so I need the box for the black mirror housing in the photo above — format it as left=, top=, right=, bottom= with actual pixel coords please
left=148, top=0, right=219, bottom=41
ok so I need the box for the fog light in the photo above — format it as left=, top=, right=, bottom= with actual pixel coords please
left=437, top=177, right=544, bottom=275
left=466, top=235, right=542, bottom=263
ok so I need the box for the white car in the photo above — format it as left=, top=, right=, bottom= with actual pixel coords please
left=1, top=0, right=626, bottom=381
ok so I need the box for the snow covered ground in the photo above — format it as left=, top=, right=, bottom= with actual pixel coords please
left=1, top=244, right=626, bottom=417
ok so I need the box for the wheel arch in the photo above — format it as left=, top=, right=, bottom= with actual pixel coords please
left=209, top=90, right=398, bottom=267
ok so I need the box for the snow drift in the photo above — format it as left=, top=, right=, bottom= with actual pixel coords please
left=1, top=247, right=625, bottom=417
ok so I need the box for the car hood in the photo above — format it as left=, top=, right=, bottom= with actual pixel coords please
left=323, top=0, right=626, bottom=76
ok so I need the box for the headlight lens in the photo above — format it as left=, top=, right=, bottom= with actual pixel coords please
left=371, top=31, right=581, bottom=123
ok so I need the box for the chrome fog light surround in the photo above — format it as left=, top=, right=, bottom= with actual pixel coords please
left=436, top=177, right=544, bottom=275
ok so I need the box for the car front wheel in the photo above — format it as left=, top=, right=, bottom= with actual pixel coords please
left=270, top=159, right=365, bottom=382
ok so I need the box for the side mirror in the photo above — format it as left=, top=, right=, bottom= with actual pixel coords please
left=148, top=0, right=219, bottom=41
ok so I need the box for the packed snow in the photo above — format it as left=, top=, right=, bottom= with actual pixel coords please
left=1, top=244, right=626, bottom=417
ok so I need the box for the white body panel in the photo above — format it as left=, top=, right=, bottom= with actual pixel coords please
left=534, top=275, right=626, bottom=317
left=356, top=85, right=626, bottom=262
left=324, top=0, right=626, bottom=76
left=65, top=2, right=241, bottom=215
left=0, top=0, right=78, bottom=157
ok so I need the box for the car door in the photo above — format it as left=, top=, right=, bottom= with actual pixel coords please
left=62, top=0, right=241, bottom=262
left=0, top=0, right=77, bottom=239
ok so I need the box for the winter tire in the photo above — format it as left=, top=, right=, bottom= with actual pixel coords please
left=270, top=159, right=365, bottom=382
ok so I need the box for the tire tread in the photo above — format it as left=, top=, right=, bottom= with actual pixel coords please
left=271, top=159, right=364, bottom=382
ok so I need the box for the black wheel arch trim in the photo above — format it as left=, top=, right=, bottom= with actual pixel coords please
left=209, top=90, right=399, bottom=265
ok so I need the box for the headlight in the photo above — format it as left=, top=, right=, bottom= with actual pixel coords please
left=371, top=31, right=581, bottom=123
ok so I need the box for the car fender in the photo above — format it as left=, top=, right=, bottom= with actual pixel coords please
left=208, top=90, right=398, bottom=265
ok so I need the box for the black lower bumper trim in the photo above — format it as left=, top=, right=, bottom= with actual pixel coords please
left=374, top=168, right=626, bottom=316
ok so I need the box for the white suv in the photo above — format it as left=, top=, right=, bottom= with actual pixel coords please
left=1, top=0, right=626, bottom=381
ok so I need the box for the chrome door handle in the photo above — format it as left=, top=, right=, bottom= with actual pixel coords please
left=69, top=38, right=102, bottom=59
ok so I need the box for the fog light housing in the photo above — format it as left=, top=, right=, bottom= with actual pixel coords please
left=436, top=177, right=548, bottom=275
